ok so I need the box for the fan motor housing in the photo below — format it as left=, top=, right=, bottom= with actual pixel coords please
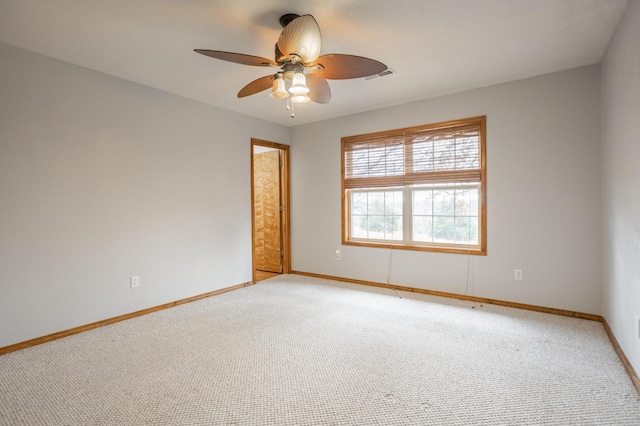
left=279, top=14, right=300, bottom=28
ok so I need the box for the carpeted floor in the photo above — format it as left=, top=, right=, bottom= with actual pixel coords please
left=1, top=274, right=639, bottom=425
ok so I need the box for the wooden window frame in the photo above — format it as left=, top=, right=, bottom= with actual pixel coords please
left=341, top=116, right=487, bottom=255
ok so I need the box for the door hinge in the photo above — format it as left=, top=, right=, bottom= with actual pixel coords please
left=280, top=250, right=284, bottom=256
left=279, top=205, right=284, bottom=212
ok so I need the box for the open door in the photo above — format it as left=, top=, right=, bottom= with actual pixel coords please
left=251, top=139, right=290, bottom=282
left=254, top=148, right=282, bottom=273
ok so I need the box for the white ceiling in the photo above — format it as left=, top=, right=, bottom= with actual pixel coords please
left=0, top=0, right=628, bottom=127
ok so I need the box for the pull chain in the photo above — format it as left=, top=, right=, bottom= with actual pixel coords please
left=285, top=98, right=296, bottom=118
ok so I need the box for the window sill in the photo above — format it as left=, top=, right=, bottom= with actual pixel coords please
left=343, top=239, right=486, bottom=256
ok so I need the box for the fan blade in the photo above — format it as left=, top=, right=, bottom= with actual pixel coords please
left=306, top=76, right=331, bottom=104
left=277, top=15, right=322, bottom=64
left=238, top=75, right=273, bottom=98
left=194, top=49, right=276, bottom=67
left=312, top=54, right=387, bottom=80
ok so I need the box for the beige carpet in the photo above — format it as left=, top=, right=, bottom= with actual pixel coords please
left=1, top=274, right=639, bottom=425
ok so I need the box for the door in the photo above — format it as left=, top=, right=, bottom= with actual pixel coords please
left=253, top=148, right=282, bottom=272
left=251, top=139, right=290, bottom=281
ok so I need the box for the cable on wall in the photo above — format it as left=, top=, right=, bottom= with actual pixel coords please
left=387, top=248, right=402, bottom=298
left=464, top=254, right=472, bottom=296
left=464, top=254, right=482, bottom=309
left=386, top=248, right=393, bottom=285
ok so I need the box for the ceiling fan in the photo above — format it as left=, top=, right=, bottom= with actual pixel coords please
left=194, top=14, right=388, bottom=115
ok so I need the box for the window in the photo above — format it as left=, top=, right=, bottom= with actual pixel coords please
left=342, top=116, right=486, bottom=255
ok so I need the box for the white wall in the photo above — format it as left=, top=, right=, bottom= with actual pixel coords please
left=0, top=43, right=289, bottom=347
left=291, top=65, right=602, bottom=315
left=601, top=0, right=640, bottom=373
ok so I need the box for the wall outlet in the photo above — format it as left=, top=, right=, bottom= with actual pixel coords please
left=636, top=316, right=640, bottom=339
left=130, top=276, right=139, bottom=288
left=335, top=249, right=341, bottom=261
left=514, top=269, right=523, bottom=281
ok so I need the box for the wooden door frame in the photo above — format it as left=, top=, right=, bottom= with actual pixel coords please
left=251, top=139, right=291, bottom=283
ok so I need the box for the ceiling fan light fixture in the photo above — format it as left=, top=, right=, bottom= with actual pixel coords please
left=289, top=71, right=309, bottom=95
left=269, top=74, right=289, bottom=99
left=290, top=93, right=311, bottom=104
left=195, top=12, right=388, bottom=118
